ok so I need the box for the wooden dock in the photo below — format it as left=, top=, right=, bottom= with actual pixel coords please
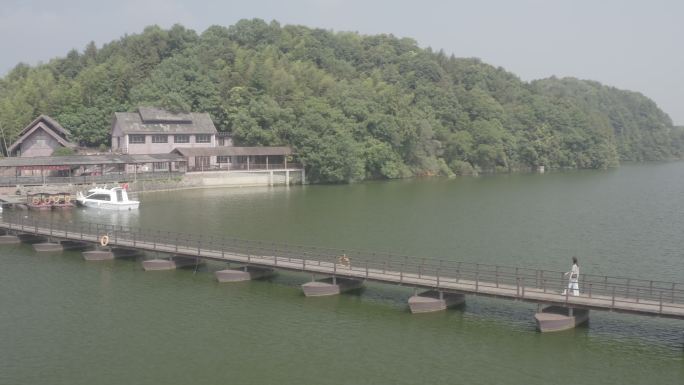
left=1, top=217, right=683, bottom=322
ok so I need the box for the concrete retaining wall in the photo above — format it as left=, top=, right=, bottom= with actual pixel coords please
left=131, top=169, right=304, bottom=192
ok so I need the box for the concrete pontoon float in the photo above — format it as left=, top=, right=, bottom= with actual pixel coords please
left=534, top=306, right=590, bottom=332
left=143, top=256, right=202, bottom=271
left=215, top=266, right=275, bottom=282
left=408, top=290, right=465, bottom=313
left=301, top=277, right=364, bottom=297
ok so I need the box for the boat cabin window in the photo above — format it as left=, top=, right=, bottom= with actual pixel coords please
left=89, top=194, right=111, bottom=201
left=116, top=189, right=124, bottom=202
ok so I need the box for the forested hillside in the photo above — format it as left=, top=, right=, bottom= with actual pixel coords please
left=0, top=19, right=680, bottom=182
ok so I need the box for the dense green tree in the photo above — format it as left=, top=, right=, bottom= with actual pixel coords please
left=0, top=19, right=680, bottom=182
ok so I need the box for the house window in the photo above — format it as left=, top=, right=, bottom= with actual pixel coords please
left=153, top=162, right=168, bottom=171
left=195, top=134, right=211, bottom=143
left=152, top=135, right=168, bottom=143
left=174, top=135, right=190, bottom=143
left=130, top=135, right=146, bottom=144
left=217, top=156, right=231, bottom=163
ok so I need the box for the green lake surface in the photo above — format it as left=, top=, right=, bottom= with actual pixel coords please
left=1, top=162, right=683, bottom=384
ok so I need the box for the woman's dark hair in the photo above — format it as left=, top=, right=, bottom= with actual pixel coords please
left=572, top=256, right=578, bottom=265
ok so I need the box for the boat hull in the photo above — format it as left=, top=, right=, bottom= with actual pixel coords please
left=77, top=200, right=139, bottom=210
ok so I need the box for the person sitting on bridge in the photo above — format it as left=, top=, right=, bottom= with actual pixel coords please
left=562, top=256, right=580, bottom=296
left=338, top=254, right=350, bottom=267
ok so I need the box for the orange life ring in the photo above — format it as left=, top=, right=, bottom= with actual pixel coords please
left=65, top=195, right=71, bottom=203
left=32, top=197, right=40, bottom=205
left=99, top=235, right=109, bottom=247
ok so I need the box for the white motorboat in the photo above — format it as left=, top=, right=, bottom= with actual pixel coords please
left=76, top=186, right=139, bottom=210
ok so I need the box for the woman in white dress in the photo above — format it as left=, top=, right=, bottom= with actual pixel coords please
left=562, top=257, right=580, bottom=296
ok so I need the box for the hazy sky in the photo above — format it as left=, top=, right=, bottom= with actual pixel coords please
left=1, top=0, right=682, bottom=123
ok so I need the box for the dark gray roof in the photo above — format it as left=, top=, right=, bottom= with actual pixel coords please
left=18, top=115, right=71, bottom=136
left=0, top=153, right=185, bottom=167
left=8, top=115, right=75, bottom=153
left=138, top=107, right=192, bottom=123
left=172, top=146, right=293, bottom=157
left=114, top=108, right=217, bottom=134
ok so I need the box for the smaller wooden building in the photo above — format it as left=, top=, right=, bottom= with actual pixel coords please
left=7, top=115, right=76, bottom=157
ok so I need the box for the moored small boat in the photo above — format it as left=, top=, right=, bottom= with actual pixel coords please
left=76, top=186, right=139, bottom=210
left=27, top=193, right=53, bottom=211
left=51, top=192, right=76, bottom=210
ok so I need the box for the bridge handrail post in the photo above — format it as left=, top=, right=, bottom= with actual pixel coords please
left=516, top=277, right=520, bottom=297
left=333, top=258, right=337, bottom=275
left=495, top=266, right=499, bottom=288
left=365, top=261, right=369, bottom=279
left=400, top=264, right=403, bottom=283
left=521, top=278, right=525, bottom=298
left=436, top=268, right=440, bottom=288
left=659, top=291, right=663, bottom=314
left=457, top=262, right=462, bottom=282
left=671, top=283, right=676, bottom=303
left=611, top=286, right=616, bottom=308
left=542, top=278, right=547, bottom=293
left=588, top=283, right=592, bottom=298
left=475, top=272, right=479, bottom=292
left=649, top=280, right=653, bottom=296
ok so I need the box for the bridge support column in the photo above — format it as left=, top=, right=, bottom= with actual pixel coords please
left=301, top=277, right=363, bottom=297
left=215, top=266, right=275, bottom=282
left=17, top=234, right=47, bottom=244
left=143, top=256, right=201, bottom=271
left=60, top=240, right=91, bottom=251
left=0, top=234, right=21, bottom=244
left=408, top=290, right=465, bottom=313
left=534, top=306, right=589, bottom=332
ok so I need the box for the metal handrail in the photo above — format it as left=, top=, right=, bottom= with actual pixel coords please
left=2, top=216, right=684, bottom=309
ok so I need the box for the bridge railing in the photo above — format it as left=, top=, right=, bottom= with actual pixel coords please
left=3, top=215, right=684, bottom=309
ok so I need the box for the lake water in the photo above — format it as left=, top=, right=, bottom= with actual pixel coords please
left=1, top=163, right=683, bottom=384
